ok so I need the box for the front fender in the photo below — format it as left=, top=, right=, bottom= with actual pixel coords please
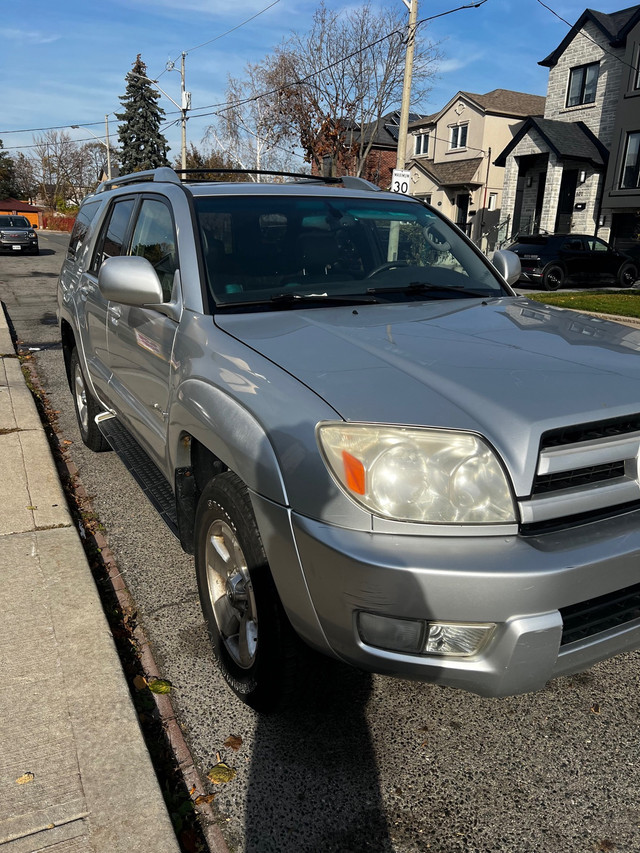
left=168, top=379, right=288, bottom=505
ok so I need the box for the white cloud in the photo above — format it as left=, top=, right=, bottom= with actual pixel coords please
left=0, top=28, right=60, bottom=45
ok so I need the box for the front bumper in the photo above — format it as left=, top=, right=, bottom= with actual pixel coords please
left=0, top=238, right=38, bottom=253
left=285, top=507, right=640, bottom=697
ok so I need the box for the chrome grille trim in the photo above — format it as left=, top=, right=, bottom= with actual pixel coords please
left=520, top=426, right=640, bottom=526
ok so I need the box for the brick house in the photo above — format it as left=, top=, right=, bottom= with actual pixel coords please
left=319, top=110, right=423, bottom=188
left=406, top=89, right=545, bottom=251
left=495, top=4, right=640, bottom=247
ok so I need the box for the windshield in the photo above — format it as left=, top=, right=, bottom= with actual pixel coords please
left=0, top=215, right=31, bottom=228
left=194, top=194, right=506, bottom=310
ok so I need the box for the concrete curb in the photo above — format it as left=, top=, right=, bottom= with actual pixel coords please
left=0, top=304, right=181, bottom=853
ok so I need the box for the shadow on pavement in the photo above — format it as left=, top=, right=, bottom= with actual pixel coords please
left=244, top=656, right=392, bottom=852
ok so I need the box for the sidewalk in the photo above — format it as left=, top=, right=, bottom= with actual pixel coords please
left=0, top=308, right=180, bottom=852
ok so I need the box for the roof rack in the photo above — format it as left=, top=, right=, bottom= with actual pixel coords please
left=96, top=167, right=181, bottom=193
left=95, top=166, right=383, bottom=194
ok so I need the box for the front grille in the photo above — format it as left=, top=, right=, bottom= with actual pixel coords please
left=533, top=461, right=626, bottom=495
left=560, top=582, right=640, bottom=645
left=541, top=414, right=640, bottom=450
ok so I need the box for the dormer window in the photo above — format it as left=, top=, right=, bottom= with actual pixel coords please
left=415, top=133, right=429, bottom=156
left=449, top=124, right=468, bottom=150
left=566, top=61, right=599, bottom=107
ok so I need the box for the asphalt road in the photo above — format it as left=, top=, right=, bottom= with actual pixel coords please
left=2, top=237, right=640, bottom=853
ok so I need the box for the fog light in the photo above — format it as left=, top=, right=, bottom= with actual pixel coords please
left=358, top=612, right=424, bottom=653
left=424, top=622, right=495, bottom=657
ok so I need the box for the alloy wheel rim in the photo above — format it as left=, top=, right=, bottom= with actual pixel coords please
left=73, top=364, right=88, bottom=432
left=205, top=518, right=258, bottom=669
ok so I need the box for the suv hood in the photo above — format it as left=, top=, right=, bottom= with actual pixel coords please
left=216, top=297, right=640, bottom=490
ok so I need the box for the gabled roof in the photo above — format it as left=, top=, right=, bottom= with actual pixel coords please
left=412, top=157, right=484, bottom=187
left=348, top=110, right=426, bottom=148
left=539, top=4, right=640, bottom=67
left=0, top=197, right=41, bottom=212
left=493, top=117, right=609, bottom=167
left=408, top=89, right=545, bottom=131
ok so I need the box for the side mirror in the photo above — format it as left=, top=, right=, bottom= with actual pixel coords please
left=98, top=255, right=164, bottom=306
left=492, top=249, right=521, bottom=287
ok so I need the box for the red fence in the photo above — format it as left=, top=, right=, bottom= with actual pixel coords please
left=42, top=214, right=76, bottom=232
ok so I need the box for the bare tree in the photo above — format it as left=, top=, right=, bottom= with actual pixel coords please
left=30, top=131, right=107, bottom=209
left=12, top=152, right=39, bottom=203
left=268, top=1, right=441, bottom=176
left=205, top=62, right=300, bottom=180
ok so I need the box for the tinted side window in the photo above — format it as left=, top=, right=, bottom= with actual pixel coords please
left=67, top=200, right=101, bottom=260
left=91, top=198, right=136, bottom=273
left=129, top=199, right=178, bottom=301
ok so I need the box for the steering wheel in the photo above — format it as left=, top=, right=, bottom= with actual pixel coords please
left=365, top=260, right=409, bottom=279
left=424, top=224, right=451, bottom=253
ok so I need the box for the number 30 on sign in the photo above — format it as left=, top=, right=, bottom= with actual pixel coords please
left=391, top=169, right=411, bottom=194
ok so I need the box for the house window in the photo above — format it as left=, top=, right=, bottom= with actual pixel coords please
left=635, top=46, right=640, bottom=90
left=566, top=62, right=599, bottom=107
left=620, top=131, right=640, bottom=189
left=415, top=133, right=429, bottom=156
left=488, top=193, right=498, bottom=211
left=449, top=124, right=468, bottom=149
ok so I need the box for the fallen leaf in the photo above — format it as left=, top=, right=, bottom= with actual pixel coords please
left=16, top=772, right=34, bottom=785
left=189, top=785, right=196, bottom=796
left=224, top=735, right=243, bottom=752
left=591, top=703, right=601, bottom=714
left=26, top=505, right=37, bottom=511
left=595, top=840, right=616, bottom=852
left=147, top=677, right=173, bottom=694
left=194, top=793, right=216, bottom=805
left=133, top=675, right=147, bottom=691
left=207, top=762, right=236, bottom=784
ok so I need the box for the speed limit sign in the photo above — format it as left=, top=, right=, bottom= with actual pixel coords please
left=391, top=169, right=411, bottom=194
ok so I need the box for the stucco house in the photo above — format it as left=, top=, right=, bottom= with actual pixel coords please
left=495, top=4, right=640, bottom=248
left=406, top=89, right=545, bottom=251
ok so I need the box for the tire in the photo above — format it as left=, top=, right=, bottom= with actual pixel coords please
left=69, top=348, right=110, bottom=452
left=617, top=261, right=638, bottom=288
left=195, top=471, right=301, bottom=713
left=542, top=264, right=564, bottom=291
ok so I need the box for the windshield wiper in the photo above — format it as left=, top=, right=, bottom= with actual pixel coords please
left=217, top=291, right=378, bottom=310
left=367, top=281, right=489, bottom=299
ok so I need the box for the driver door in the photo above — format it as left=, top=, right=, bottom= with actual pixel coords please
left=104, top=196, right=180, bottom=467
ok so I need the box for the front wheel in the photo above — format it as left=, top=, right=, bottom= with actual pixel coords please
left=542, top=263, right=564, bottom=291
left=69, top=348, right=110, bottom=452
left=618, top=261, right=638, bottom=288
left=195, top=471, right=301, bottom=713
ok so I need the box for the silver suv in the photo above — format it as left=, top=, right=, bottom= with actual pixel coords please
left=58, top=167, right=640, bottom=711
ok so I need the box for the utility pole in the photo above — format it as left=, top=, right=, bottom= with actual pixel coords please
left=395, top=0, right=419, bottom=172
left=179, top=53, right=190, bottom=173
left=104, top=114, right=112, bottom=180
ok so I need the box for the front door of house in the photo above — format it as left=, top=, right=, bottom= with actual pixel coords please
left=555, top=169, right=578, bottom=233
left=455, top=194, right=470, bottom=235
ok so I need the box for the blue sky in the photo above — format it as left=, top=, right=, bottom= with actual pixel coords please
left=0, top=0, right=631, bottom=164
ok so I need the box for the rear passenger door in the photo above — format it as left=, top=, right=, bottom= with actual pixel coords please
left=104, top=195, right=180, bottom=467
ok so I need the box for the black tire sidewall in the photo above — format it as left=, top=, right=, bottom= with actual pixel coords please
left=543, top=264, right=564, bottom=291
left=618, top=262, right=638, bottom=288
left=69, top=349, right=108, bottom=452
left=194, top=472, right=297, bottom=712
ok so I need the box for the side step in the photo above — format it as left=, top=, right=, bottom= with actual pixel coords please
left=97, top=416, right=179, bottom=537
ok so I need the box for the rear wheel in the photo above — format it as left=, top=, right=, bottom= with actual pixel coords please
left=617, top=261, right=638, bottom=288
left=542, top=264, right=564, bottom=291
left=195, top=471, right=302, bottom=713
left=69, top=348, right=110, bottom=452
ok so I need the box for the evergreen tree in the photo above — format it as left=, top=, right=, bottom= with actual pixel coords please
left=116, top=55, right=169, bottom=174
left=0, top=140, right=17, bottom=199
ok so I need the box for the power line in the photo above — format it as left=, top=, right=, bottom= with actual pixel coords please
left=2, top=0, right=487, bottom=152
left=535, top=0, right=640, bottom=74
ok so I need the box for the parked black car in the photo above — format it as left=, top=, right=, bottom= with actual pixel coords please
left=0, top=215, right=39, bottom=255
left=507, top=233, right=638, bottom=290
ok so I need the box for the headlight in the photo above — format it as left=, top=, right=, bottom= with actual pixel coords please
left=317, top=423, right=516, bottom=524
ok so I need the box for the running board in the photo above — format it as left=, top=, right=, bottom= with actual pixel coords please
left=97, top=416, right=179, bottom=537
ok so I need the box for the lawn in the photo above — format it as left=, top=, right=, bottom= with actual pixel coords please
left=527, top=290, right=640, bottom=319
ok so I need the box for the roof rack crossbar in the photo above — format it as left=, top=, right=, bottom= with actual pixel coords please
left=174, top=167, right=338, bottom=183
left=96, top=167, right=181, bottom=193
